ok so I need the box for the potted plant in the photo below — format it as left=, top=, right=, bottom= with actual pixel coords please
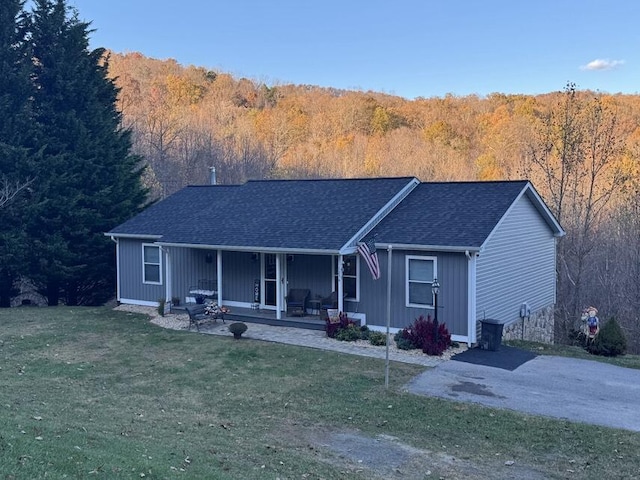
left=228, top=322, right=248, bottom=339
left=171, top=296, right=181, bottom=307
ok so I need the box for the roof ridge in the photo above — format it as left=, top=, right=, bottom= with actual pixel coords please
left=419, top=179, right=529, bottom=185
left=245, top=176, right=417, bottom=184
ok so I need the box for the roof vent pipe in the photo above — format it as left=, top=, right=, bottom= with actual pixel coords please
left=209, top=166, right=217, bottom=185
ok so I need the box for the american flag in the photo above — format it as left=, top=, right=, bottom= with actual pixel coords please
left=357, top=237, right=380, bottom=280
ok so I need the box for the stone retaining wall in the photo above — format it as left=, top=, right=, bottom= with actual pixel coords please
left=503, top=305, right=555, bottom=344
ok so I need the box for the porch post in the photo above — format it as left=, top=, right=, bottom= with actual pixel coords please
left=217, top=250, right=223, bottom=305
left=276, top=254, right=282, bottom=320
left=337, top=254, right=344, bottom=312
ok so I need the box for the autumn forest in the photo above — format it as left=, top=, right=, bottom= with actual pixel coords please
left=104, top=52, right=640, bottom=350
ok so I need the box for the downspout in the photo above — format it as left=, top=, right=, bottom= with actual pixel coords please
left=110, top=236, right=120, bottom=303
left=466, top=250, right=477, bottom=346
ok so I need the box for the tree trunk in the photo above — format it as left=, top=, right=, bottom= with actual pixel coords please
left=66, top=280, right=78, bottom=306
left=47, top=280, right=60, bottom=306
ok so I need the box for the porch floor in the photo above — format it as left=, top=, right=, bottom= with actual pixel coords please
left=171, top=305, right=327, bottom=331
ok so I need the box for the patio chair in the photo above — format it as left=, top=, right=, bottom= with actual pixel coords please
left=320, top=291, right=339, bottom=310
left=320, top=291, right=340, bottom=321
left=286, top=288, right=310, bottom=316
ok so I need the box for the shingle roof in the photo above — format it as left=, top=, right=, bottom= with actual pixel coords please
left=109, top=178, right=562, bottom=252
left=108, top=177, right=416, bottom=251
left=371, top=181, right=532, bottom=249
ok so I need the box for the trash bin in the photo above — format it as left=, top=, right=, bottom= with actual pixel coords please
left=480, top=318, right=504, bottom=351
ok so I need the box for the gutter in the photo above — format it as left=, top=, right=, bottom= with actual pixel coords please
left=104, top=232, right=162, bottom=240
left=369, top=243, right=482, bottom=254
left=155, top=242, right=341, bottom=255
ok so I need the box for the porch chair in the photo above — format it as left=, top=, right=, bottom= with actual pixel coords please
left=286, top=288, right=310, bottom=316
left=320, top=291, right=340, bottom=321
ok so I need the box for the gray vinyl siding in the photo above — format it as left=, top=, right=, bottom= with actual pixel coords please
left=119, top=238, right=165, bottom=303
left=476, top=194, right=556, bottom=325
left=169, top=247, right=220, bottom=303
left=358, top=249, right=468, bottom=336
left=220, top=251, right=261, bottom=302
left=286, top=255, right=333, bottom=299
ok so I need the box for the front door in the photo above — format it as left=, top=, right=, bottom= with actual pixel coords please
left=262, top=254, right=286, bottom=310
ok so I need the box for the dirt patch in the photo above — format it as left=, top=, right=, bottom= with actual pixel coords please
left=276, top=425, right=549, bottom=480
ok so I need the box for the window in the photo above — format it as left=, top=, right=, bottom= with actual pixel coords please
left=406, top=255, right=436, bottom=307
left=142, top=244, right=162, bottom=284
left=334, top=254, right=358, bottom=300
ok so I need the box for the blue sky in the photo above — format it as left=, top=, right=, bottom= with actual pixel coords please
left=68, top=0, right=638, bottom=99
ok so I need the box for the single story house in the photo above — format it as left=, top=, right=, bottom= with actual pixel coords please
left=106, top=177, right=564, bottom=345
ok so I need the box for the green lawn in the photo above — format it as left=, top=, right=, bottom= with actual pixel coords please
left=1, top=307, right=639, bottom=479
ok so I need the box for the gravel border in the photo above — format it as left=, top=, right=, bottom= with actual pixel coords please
left=114, top=304, right=466, bottom=367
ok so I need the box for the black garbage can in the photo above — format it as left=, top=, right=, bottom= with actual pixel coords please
left=480, top=318, right=504, bottom=351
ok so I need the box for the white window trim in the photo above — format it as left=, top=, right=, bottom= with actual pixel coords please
left=405, top=255, right=437, bottom=308
left=142, top=243, right=163, bottom=285
left=335, top=254, right=360, bottom=302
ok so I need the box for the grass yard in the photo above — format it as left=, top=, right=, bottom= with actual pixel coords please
left=1, top=307, right=639, bottom=479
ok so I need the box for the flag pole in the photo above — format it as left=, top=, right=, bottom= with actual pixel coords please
left=385, top=245, right=392, bottom=389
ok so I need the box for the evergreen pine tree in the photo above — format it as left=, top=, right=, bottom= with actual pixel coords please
left=26, top=0, right=147, bottom=305
left=0, top=0, right=35, bottom=307
left=587, top=317, right=628, bottom=357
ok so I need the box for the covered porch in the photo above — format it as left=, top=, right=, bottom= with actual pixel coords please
left=162, top=247, right=361, bottom=323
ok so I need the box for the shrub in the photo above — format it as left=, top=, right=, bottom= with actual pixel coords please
left=157, top=298, right=166, bottom=317
left=359, top=325, right=371, bottom=340
left=587, top=317, right=627, bottom=357
left=325, top=312, right=356, bottom=338
left=368, top=331, right=387, bottom=346
left=335, top=324, right=361, bottom=342
left=394, top=331, right=415, bottom=350
left=228, top=322, right=248, bottom=339
left=394, top=315, right=451, bottom=356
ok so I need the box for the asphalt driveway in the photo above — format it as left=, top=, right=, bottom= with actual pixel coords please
left=407, top=355, right=640, bottom=432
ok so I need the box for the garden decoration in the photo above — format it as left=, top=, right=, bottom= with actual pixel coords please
left=581, top=306, right=599, bottom=344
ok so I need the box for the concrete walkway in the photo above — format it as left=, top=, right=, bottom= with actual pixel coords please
left=199, top=320, right=450, bottom=367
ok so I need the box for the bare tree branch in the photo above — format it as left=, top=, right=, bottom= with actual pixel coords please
left=0, top=176, right=33, bottom=209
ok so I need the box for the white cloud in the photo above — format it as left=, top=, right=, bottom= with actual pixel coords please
left=580, top=59, right=625, bottom=71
